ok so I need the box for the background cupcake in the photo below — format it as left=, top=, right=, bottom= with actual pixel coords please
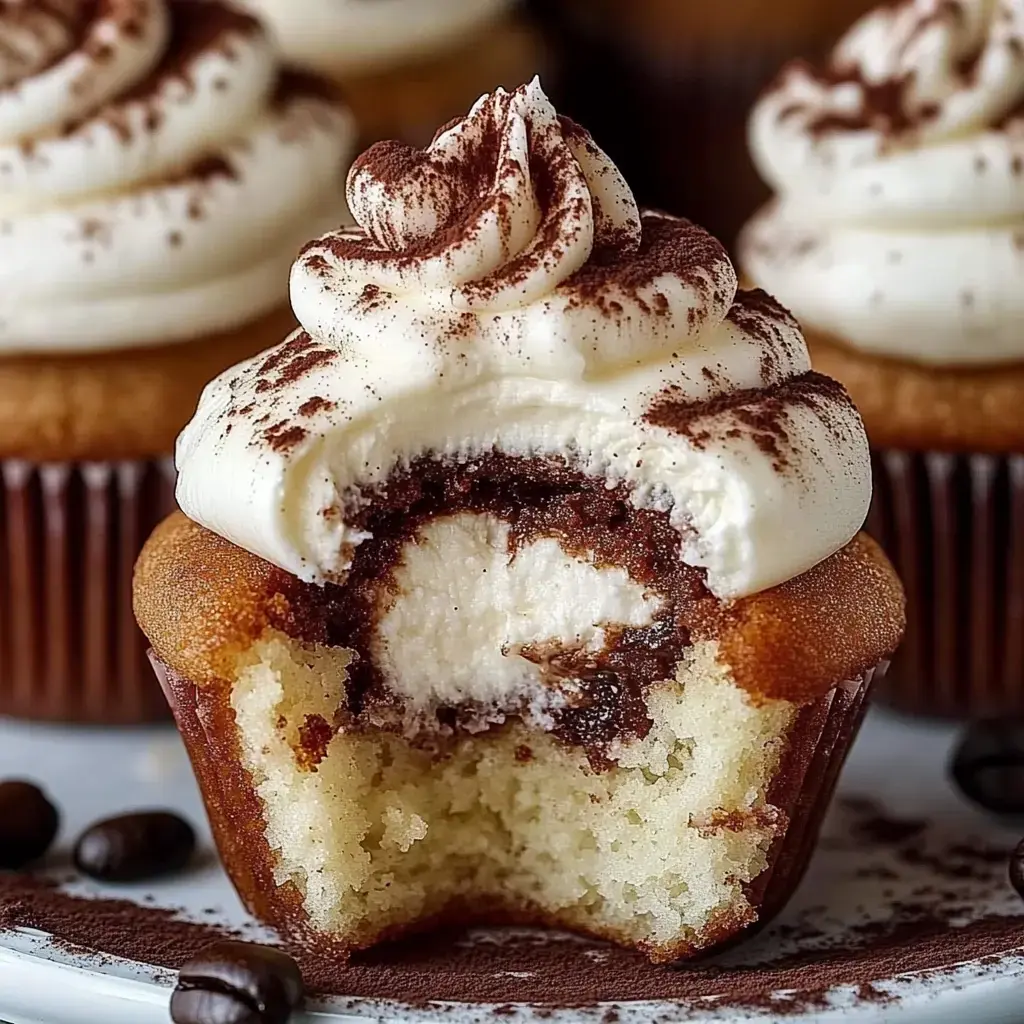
left=0, top=0, right=353, bottom=723
left=534, top=0, right=875, bottom=248
left=237, top=0, right=546, bottom=145
left=741, top=0, right=1024, bottom=718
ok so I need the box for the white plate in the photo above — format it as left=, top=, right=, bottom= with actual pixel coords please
left=0, top=708, right=1022, bottom=1024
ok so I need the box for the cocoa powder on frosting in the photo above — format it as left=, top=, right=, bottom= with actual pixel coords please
left=254, top=332, right=338, bottom=391
left=770, top=0, right=1024, bottom=141
left=307, top=91, right=692, bottom=312
left=563, top=214, right=726, bottom=327
left=58, top=1, right=262, bottom=146
left=645, top=371, right=853, bottom=473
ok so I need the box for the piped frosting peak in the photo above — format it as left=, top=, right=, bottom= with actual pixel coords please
left=177, top=80, right=872, bottom=602
left=292, top=79, right=736, bottom=379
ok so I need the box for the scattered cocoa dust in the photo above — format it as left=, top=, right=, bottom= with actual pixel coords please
left=0, top=797, right=1021, bottom=1014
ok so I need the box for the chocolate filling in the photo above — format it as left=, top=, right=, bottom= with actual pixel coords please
left=310, top=453, right=719, bottom=770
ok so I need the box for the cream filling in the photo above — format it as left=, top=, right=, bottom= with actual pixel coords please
left=374, top=513, right=661, bottom=722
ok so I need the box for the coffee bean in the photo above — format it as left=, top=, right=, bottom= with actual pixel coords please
left=1010, top=838, right=1024, bottom=901
left=950, top=720, right=1024, bottom=815
left=0, top=780, right=59, bottom=869
left=73, top=811, right=195, bottom=882
left=171, top=941, right=304, bottom=1024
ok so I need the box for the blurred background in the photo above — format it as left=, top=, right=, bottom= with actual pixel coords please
left=528, top=0, right=876, bottom=251
left=244, top=0, right=879, bottom=251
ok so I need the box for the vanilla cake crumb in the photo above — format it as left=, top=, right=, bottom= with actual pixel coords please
left=230, top=633, right=796, bottom=959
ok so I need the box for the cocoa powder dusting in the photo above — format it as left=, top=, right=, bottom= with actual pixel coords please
left=773, top=2, right=987, bottom=141
left=262, top=422, right=308, bottom=454
left=646, top=371, right=851, bottom=472
left=726, top=289, right=802, bottom=385
left=62, top=1, right=261, bottom=143
left=255, top=332, right=337, bottom=392
left=0, top=874, right=238, bottom=970
left=0, top=797, right=1020, bottom=1011
left=298, top=396, right=335, bottom=417
left=565, top=215, right=727, bottom=316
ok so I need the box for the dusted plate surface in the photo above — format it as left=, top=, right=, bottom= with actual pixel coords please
left=0, top=709, right=1022, bottom=1023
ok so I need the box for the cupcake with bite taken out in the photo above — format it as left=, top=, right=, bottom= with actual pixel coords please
left=236, top=0, right=546, bottom=146
left=0, top=0, right=354, bottom=723
left=742, top=0, right=1024, bottom=718
left=135, top=79, right=903, bottom=961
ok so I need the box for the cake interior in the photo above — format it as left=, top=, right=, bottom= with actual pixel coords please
left=232, top=634, right=797, bottom=960
left=214, top=455, right=807, bottom=959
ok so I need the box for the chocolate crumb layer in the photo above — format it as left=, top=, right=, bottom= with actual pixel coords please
left=136, top=508, right=904, bottom=717
left=322, top=452, right=712, bottom=768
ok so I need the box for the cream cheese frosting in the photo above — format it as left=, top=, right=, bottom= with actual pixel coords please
left=743, top=0, right=1024, bottom=367
left=239, top=0, right=512, bottom=77
left=0, top=0, right=354, bottom=354
left=176, top=79, right=871, bottom=602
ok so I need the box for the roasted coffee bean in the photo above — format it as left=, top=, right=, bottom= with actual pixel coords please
left=950, top=720, right=1024, bottom=815
left=1010, top=838, right=1024, bottom=901
left=0, top=780, right=59, bottom=869
left=171, top=941, right=304, bottom=1024
left=73, top=811, right=195, bottom=882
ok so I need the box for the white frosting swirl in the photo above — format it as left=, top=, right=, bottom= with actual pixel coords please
left=0, top=0, right=355, bottom=353
left=239, top=0, right=512, bottom=77
left=744, top=0, right=1024, bottom=366
left=177, top=80, right=871, bottom=601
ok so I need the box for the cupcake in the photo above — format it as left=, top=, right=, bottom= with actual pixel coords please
left=237, top=0, right=546, bottom=145
left=0, top=0, right=354, bottom=723
left=742, top=0, right=1024, bottom=718
left=536, top=0, right=876, bottom=247
left=134, top=80, right=904, bottom=961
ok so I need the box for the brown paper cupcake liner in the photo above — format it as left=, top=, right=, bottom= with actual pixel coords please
left=0, top=458, right=176, bottom=723
left=149, top=653, right=882, bottom=956
left=867, top=450, right=1024, bottom=719
left=752, top=666, right=879, bottom=927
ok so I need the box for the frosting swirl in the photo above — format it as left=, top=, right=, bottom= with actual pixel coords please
left=743, top=0, right=1024, bottom=366
left=0, top=0, right=355, bottom=353
left=238, top=0, right=512, bottom=77
left=177, top=80, right=871, bottom=601
left=293, top=83, right=731, bottom=379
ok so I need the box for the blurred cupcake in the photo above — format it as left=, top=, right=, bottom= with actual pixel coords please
left=536, top=0, right=876, bottom=247
left=741, top=0, right=1024, bottom=718
left=0, top=0, right=354, bottom=723
left=237, top=0, right=546, bottom=144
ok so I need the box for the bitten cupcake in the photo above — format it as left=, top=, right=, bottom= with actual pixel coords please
left=742, top=0, right=1024, bottom=718
left=236, top=0, right=545, bottom=145
left=135, top=81, right=904, bottom=962
left=536, top=0, right=875, bottom=247
left=0, top=0, right=354, bottom=723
